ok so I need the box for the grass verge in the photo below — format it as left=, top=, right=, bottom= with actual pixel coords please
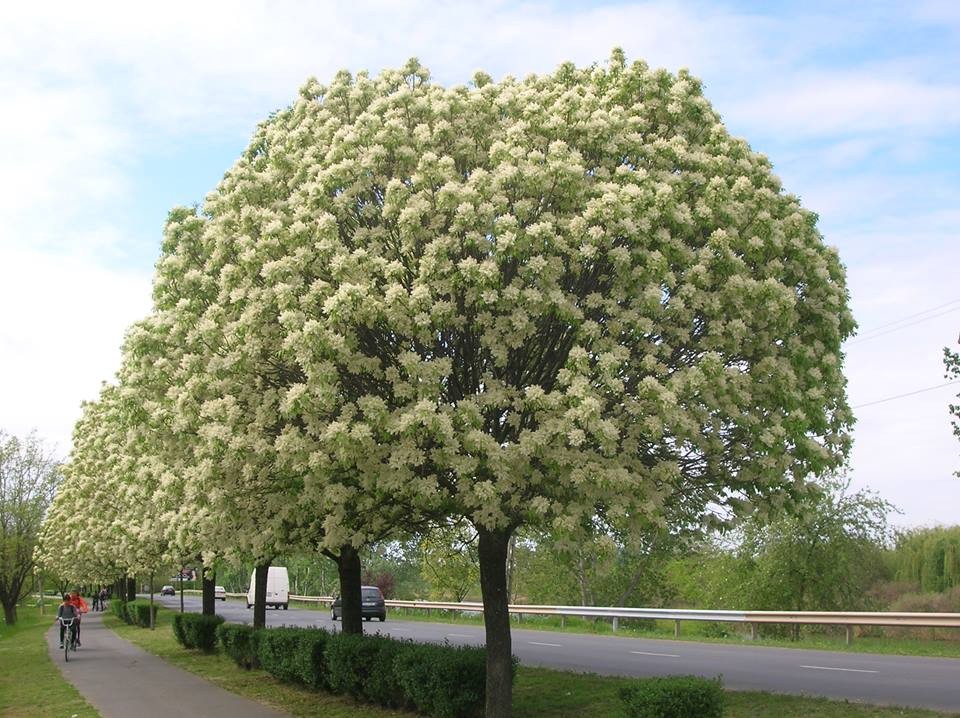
left=107, top=609, right=956, bottom=717
left=0, top=602, right=99, bottom=717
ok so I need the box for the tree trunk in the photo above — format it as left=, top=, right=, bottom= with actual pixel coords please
left=253, top=562, right=270, bottom=630
left=149, top=573, right=155, bottom=630
left=337, top=544, right=363, bottom=635
left=2, top=599, right=17, bottom=625
left=202, top=569, right=216, bottom=616
left=479, top=526, right=514, bottom=718
left=126, top=576, right=136, bottom=602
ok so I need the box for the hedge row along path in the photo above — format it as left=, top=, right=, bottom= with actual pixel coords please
left=46, top=612, right=289, bottom=717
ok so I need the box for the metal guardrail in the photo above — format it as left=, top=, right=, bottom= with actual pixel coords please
left=184, top=590, right=960, bottom=644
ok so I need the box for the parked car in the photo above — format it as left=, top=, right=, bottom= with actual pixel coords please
left=160, top=585, right=175, bottom=596
left=331, top=585, right=386, bottom=622
left=215, top=585, right=226, bottom=601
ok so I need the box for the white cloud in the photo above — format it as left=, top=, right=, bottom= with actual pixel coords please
left=0, top=245, right=152, bottom=456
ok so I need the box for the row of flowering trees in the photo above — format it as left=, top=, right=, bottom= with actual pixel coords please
left=38, top=52, right=855, bottom=717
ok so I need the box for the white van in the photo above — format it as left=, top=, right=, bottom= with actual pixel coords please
left=246, top=566, right=290, bottom=610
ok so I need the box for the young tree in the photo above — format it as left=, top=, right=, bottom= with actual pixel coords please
left=738, top=475, right=894, bottom=637
left=0, top=431, right=61, bottom=624
left=945, top=343, right=959, bottom=476
left=135, top=52, right=854, bottom=715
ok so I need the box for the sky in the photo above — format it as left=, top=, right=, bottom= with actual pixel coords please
left=1, top=0, right=957, bottom=529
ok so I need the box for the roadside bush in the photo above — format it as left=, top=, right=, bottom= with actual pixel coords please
left=393, top=642, right=493, bottom=718
left=258, top=627, right=311, bottom=683
left=111, top=599, right=130, bottom=624
left=126, top=599, right=159, bottom=628
left=172, top=613, right=224, bottom=652
left=619, top=676, right=724, bottom=718
left=325, top=633, right=407, bottom=707
left=217, top=623, right=260, bottom=669
left=292, top=628, right=331, bottom=690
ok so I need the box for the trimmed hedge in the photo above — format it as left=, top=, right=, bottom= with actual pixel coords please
left=619, top=676, right=725, bottom=718
left=257, top=627, right=308, bottom=683
left=393, top=642, right=492, bottom=718
left=325, top=633, right=406, bottom=707
left=126, top=599, right=159, bottom=628
left=111, top=599, right=129, bottom=624
left=172, top=613, right=224, bottom=652
left=217, top=623, right=260, bottom=669
left=292, top=629, right=331, bottom=690
left=247, top=626, right=492, bottom=718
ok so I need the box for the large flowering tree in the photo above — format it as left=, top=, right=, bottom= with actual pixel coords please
left=171, top=52, right=854, bottom=716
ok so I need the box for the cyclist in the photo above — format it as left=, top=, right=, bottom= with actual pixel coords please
left=56, top=594, right=80, bottom=649
left=67, top=590, right=89, bottom=647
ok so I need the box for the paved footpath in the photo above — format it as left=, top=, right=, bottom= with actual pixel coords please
left=47, top=611, right=289, bottom=718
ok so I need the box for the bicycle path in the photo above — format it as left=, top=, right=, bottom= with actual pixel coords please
left=46, top=610, right=289, bottom=718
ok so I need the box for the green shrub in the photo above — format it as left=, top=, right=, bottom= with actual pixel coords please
left=325, top=633, right=407, bottom=707
left=217, top=623, right=261, bottom=669
left=619, top=676, right=724, bottom=718
left=292, top=628, right=331, bottom=690
left=172, top=613, right=187, bottom=646
left=393, top=642, right=493, bottom=718
left=126, top=599, right=159, bottom=628
left=172, top=613, right=224, bottom=652
left=258, top=627, right=309, bottom=683
left=111, top=599, right=130, bottom=624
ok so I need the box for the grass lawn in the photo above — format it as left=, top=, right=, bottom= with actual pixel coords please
left=107, top=608, right=957, bottom=718
left=0, top=601, right=99, bottom=717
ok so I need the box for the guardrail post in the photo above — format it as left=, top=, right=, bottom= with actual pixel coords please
left=561, top=615, right=565, bottom=629
left=749, top=623, right=757, bottom=641
left=674, top=620, right=680, bottom=638
left=845, top=625, right=853, bottom=646
left=612, top=617, right=619, bottom=632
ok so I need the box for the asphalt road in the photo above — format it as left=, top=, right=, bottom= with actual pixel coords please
left=149, top=595, right=960, bottom=713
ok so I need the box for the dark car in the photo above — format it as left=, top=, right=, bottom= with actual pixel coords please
left=160, top=585, right=175, bottom=596
left=331, top=585, right=386, bottom=622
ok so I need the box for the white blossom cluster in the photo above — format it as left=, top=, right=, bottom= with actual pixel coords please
left=37, top=51, right=854, bottom=583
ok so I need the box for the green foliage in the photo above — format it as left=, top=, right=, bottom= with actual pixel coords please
left=216, top=622, right=260, bottom=669
left=324, top=632, right=407, bottom=707
left=945, top=346, right=959, bottom=476
left=619, top=676, right=725, bottom=718
left=257, top=627, right=309, bottom=683
left=126, top=599, right=159, bottom=628
left=293, top=628, right=332, bottom=690
left=737, top=476, right=893, bottom=615
left=893, top=526, right=960, bottom=593
left=393, top=641, right=495, bottom=718
left=111, top=599, right=128, bottom=624
left=0, top=430, right=61, bottom=625
left=418, top=522, right=480, bottom=601
left=172, top=612, right=223, bottom=652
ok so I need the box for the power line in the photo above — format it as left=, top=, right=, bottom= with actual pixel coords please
left=849, top=306, right=960, bottom=345
left=856, top=298, right=960, bottom=336
left=852, top=380, right=960, bottom=409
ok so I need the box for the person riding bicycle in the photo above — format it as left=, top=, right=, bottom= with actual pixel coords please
left=67, top=590, right=89, bottom=647
left=56, top=594, right=80, bottom=649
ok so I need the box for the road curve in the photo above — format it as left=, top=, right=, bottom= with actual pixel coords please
left=148, top=595, right=960, bottom=713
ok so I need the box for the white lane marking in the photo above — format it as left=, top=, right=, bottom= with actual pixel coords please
left=800, top=665, right=879, bottom=674
left=446, top=633, right=473, bottom=638
left=529, top=641, right=562, bottom=647
left=630, top=651, right=680, bottom=658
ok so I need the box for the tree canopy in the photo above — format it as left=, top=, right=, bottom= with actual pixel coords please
left=38, top=51, right=855, bottom=716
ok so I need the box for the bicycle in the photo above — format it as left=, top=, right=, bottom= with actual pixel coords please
left=58, top=617, right=78, bottom=661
